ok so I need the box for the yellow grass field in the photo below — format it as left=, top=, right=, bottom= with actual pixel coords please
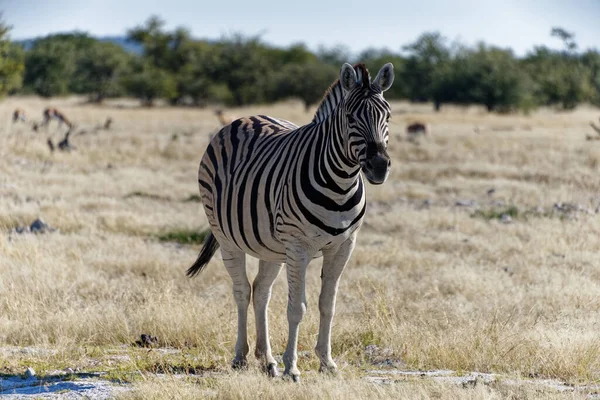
left=1, top=96, right=600, bottom=399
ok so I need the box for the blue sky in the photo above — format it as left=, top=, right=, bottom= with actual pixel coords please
left=3, top=0, right=599, bottom=56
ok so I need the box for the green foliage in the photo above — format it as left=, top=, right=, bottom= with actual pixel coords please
left=269, top=61, right=338, bottom=110
left=121, top=60, right=176, bottom=106
left=74, top=41, right=132, bottom=102
left=5, top=14, right=600, bottom=113
left=523, top=46, right=593, bottom=110
left=400, top=32, right=451, bottom=105
left=22, top=33, right=95, bottom=97
left=0, top=41, right=24, bottom=96
left=472, top=205, right=520, bottom=221
left=157, top=229, right=210, bottom=245
left=23, top=39, right=75, bottom=97
left=443, top=44, right=533, bottom=112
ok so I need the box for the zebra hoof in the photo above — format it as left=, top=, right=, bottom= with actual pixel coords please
left=231, top=358, right=247, bottom=370
left=265, top=363, right=279, bottom=377
left=283, top=372, right=300, bottom=383
left=319, top=363, right=339, bottom=376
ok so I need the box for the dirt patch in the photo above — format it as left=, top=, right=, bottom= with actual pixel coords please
left=366, top=369, right=600, bottom=397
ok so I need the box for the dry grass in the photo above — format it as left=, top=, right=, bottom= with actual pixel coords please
left=2, top=96, right=600, bottom=398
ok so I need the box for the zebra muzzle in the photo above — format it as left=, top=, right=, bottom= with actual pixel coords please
left=362, top=154, right=391, bottom=185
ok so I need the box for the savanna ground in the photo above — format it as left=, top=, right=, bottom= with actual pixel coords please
left=1, top=96, right=600, bottom=399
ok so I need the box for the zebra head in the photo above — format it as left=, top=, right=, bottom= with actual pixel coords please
left=340, top=63, right=394, bottom=185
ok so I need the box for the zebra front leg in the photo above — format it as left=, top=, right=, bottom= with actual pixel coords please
left=282, top=246, right=309, bottom=382
left=221, top=247, right=250, bottom=369
left=315, top=233, right=357, bottom=374
left=253, top=260, right=283, bottom=377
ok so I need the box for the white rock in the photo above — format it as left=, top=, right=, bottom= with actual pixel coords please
left=25, top=367, right=36, bottom=378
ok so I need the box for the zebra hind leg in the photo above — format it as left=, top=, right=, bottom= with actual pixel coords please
left=221, top=247, right=251, bottom=369
left=253, top=260, right=283, bottom=377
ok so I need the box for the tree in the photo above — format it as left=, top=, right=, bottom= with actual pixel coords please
left=523, top=46, right=593, bottom=110
left=551, top=27, right=577, bottom=53
left=269, top=61, right=338, bottom=111
left=0, top=18, right=24, bottom=96
left=400, top=32, right=450, bottom=108
left=121, top=60, right=176, bottom=106
left=23, top=39, right=76, bottom=97
left=210, top=34, right=275, bottom=106
left=74, top=41, right=132, bottom=102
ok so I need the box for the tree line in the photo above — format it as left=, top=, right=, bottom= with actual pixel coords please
left=0, top=16, right=599, bottom=112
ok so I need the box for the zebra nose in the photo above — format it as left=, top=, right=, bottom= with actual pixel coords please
left=366, top=154, right=390, bottom=172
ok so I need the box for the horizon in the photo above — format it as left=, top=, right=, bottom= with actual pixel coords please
left=3, top=1, right=600, bottom=57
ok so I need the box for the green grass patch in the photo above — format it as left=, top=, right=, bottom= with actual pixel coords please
left=472, top=205, right=520, bottom=221
left=125, top=191, right=171, bottom=201
left=157, top=229, right=210, bottom=245
left=183, top=194, right=202, bottom=202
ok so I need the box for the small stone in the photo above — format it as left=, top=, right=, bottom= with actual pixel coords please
left=500, top=214, right=513, bottom=224
left=25, top=367, right=36, bottom=378
left=14, top=226, right=29, bottom=234
left=456, top=200, right=477, bottom=207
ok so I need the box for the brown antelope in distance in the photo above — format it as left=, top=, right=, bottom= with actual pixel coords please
left=215, top=109, right=236, bottom=127
left=406, top=121, right=429, bottom=142
left=13, top=108, right=27, bottom=123
left=586, top=117, right=600, bottom=141
left=13, top=108, right=42, bottom=132
left=41, top=108, right=73, bottom=130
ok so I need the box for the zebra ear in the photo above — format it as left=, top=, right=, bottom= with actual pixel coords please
left=373, top=63, right=394, bottom=92
left=340, top=63, right=358, bottom=93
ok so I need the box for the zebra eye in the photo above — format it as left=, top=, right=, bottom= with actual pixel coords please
left=347, top=114, right=356, bottom=124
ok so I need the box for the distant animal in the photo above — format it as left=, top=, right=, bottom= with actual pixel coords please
left=187, top=62, right=394, bottom=382
left=103, top=117, right=113, bottom=130
left=41, top=108, right=73, bottom=130
left=591, top=118, right=600, bottom=135
left=586, top=118, right=600, bottom=141
left=406, top=121, right=429, bottom=141
left=57, top=129, right=75, bottom=151
left=13, top=108, right=27, bottom=123
left=47, top=129, right=75, bottom=153
left=215, top=109, right=235, bottom=127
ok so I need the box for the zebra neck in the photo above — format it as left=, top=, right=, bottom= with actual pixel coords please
left=311, top=109, right=361, bottom=192
left=312, top=81, right=344, bottom=124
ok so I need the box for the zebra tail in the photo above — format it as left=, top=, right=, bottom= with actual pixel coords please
left=186, top=232, right=220, bottom=277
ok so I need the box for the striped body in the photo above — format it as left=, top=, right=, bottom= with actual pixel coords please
left=189, top=63, right=395, bottom=380
left=198, top=114, right=365, bottom=262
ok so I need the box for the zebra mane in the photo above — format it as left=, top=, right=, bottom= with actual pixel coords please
left=312, top=63, right=371, bottom=124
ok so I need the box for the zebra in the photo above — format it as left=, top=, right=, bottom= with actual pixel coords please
left=187, top=62, right=394, bottom=381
